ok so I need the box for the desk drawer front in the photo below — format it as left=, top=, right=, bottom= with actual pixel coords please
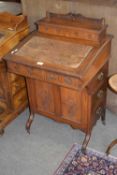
left=46, top=72, right=81, bottom=90
left=7, top=62, right=44, bottom=80
left=92, top=85, right=106, bottom=108
left=90, top=83, right=107, bottom=127
left=87, top=63, right=108, bottom=94
left=7, top=62, right=81, bottom=90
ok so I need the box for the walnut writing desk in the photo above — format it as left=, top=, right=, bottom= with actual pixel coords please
left=4, top=14, right=112, bottom=151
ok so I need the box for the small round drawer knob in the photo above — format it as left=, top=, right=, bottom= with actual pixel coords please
left=97, top=90, right=104, bottom=99
left=97, top=72, right=104, bottom=81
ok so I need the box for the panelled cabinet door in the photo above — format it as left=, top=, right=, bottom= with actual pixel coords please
left=35, top=81, right=55, bottom=115
left=60, top=87, right=82, bottom=124
left=27, top=79, right=82, bottom=125
left=27, top=79, right=56, bottom=116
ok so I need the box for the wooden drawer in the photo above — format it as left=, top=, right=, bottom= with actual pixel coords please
left=92, top=84, right=106, bottom=108
left=7, top=61, right=82, bottom=90
left=46, top=71, right=81, bottom=90
left=45, top=71, right=61, bottom=84
left=87, top=63, right=108, bottom=94
left=7, top=62, right=44, bottom=80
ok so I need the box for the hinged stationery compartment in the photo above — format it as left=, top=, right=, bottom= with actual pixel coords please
left=37, top=12, right=108, bottom=46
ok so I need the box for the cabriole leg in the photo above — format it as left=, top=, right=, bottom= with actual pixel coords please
left=26, top=112, right=35, bottom=134
left=106, top=139, right=117, bottom=155
left=81, top=132, right=91, bottom=154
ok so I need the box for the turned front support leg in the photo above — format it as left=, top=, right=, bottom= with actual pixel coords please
left=106, top=139, right=117, bottom=155
left=26, top=112, right=35, bottom=134
left=81, top=132, right=91, bottom=153
left=25, top=78, right=36, bottom=134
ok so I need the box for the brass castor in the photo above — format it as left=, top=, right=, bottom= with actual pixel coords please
left=0, top=128, right=4, bottom=136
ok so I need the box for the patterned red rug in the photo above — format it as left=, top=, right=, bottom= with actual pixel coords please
left=54, top=144, right=117, bottom=175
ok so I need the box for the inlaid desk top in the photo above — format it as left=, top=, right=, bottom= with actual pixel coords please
left=16, top=36, right=93, bottom=69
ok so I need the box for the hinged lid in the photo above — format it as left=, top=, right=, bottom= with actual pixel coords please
left=14, top=35, right=93, bottom=70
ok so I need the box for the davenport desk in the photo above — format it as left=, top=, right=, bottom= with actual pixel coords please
left=4, top=13, right=112, bottom=150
